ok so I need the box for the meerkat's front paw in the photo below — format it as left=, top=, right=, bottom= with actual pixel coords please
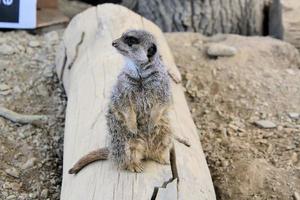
left=126, top=162, right=144, bottom=173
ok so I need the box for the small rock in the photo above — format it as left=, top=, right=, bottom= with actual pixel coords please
left=0, top=83, right=10, bottom=91
left=185, top=73, right=193, bottom=80
left=221, top=160, right=229, bottom=167
left=286, top=69, right=295, bottom=75
left=206, top=43, right=237, bottom=57
left=254, top=120, right=277, bottom=129
left=21, top=157, right=37, bottom=169
left=0, top=44, right=15, bottom=55
left=6, top=195, right=16, bottom=200
left=36, top=84, right=49, bottom=97
left=43, top=67, right=53, bottom=78
left=29, top=192, right=38, bottom=199
left=13, top=85, right=22, bottom=93
left=277, top=125, right=283, bottom=131
left=192, top=40, right=203, bottom=48
left=10, top=182, right=22, bottom=191
left=40, top=189, right=48, bottom=198
left=28, top=41, right=41, bottom=48
left=291, top=152, right=298, bottom=163
left=288, top=113, right=299, bottom=119
left=229, top=84, right=235, bottom=90
left=5, top=168, right=20, bottom=178
left=0, top=90, right=11, bottom=95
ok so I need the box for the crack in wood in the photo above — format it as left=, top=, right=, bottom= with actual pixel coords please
left=60, top=45, right=67, bottom=81
left=68, top=31, right=85, bottom=70
left=151, top=147, right=179, bottom=200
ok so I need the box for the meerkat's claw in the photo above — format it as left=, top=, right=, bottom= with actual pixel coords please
left=127, top=163, right=144, bottom=173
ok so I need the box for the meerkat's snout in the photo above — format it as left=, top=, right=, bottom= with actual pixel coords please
left=112, top=40, right=118, bottom=47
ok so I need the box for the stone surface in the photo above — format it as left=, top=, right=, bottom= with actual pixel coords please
left=254, top=120, right=277, bottom=129
left=288, top=113, right=299, bottom=119
left=5, top=168, right=20, bottom=178
left=0, top=83, right=10, bottom=91
left=21, top=157, right=37, bottom=170
left=206, top=43, right=237, bottom=57
left=40, top=189, right=48, bottom=198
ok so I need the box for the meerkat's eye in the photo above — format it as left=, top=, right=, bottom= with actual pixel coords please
left=124, top=36, right=139, bottom=47
left=147, top=44, right=157, bottom=58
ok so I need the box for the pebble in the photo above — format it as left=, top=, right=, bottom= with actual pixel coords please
left=6, top=195, right=16, bottom=200
left=206, top=43, right=237, bottom=57
left=5, top=168, right=20, bottom=178
left=288, top=113, right=299, bottom=119
left=0, top=83, right=10, bottom=91
left=286, top=69, right=295, bottom=75
left=254, top=120, right=277, bottom=129
left=40, top=189, right=49, bottom=198
left=0, top=44, right=15, bottom=55
left=291, top=152, right=298, bottom=163
left=43, top=67, right=53, bottom=78
left=0, top=90, right=11, bottom=95
left=10, top=182, right=22, bottom=191
left=192, top=40, right=203, bottom=48
left=21, top=157, right=37, bottom=169
left=37, top=84, right=49, bottom=97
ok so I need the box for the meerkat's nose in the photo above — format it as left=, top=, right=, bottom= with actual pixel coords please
left=112, top=41, right=118, bottom=47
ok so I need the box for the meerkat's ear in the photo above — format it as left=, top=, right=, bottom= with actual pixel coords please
left=147, top=44, right=157, bottom=58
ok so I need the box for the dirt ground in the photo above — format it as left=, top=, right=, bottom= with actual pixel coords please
left=166, top=33, right=300, bottom=200
left=0, top=31, right=66, bottom=200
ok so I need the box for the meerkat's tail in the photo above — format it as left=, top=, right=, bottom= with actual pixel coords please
left=68, top=147, right=109, bottom=174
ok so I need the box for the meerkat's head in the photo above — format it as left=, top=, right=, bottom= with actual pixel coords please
left=112, top=29, right=158, bottom=66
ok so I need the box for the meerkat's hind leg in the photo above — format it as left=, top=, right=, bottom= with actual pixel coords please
left=151, top=148, right=170, bottom=165
left=124, top=139, right=145, bottom=173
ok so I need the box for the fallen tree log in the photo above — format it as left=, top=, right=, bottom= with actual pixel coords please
left=56, top=4, right=216, bottom=200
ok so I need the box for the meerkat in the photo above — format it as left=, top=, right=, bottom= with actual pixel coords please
left=69, top=30, right=188, bottom=174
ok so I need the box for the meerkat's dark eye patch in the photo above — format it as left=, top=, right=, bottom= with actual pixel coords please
left=147, top=44, right=157, bottom=58
left=123, top=36, right=139, bottom=46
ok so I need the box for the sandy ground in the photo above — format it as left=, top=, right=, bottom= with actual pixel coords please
left=166, top=33, right=300, bottom=200
left=0, top=31, right=66, bottom=200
